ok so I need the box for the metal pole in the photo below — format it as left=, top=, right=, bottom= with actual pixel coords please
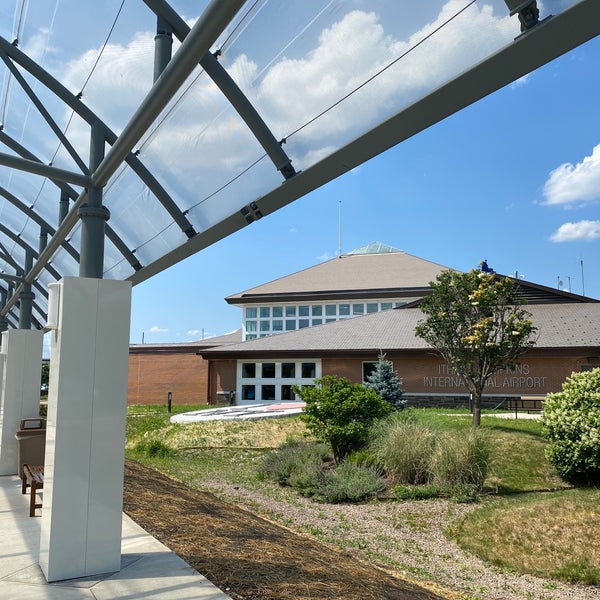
left=59, top=190, right=70, bottom=224
left=18, top=251, right=34, bottom=329
left=39, top=227, right=48, bottom=255
left=79, top=122, right=109, bottom=279
left=154, top=16, right=173, bottom=83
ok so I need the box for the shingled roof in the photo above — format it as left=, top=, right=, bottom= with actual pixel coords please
left=226, top=245, right=452, bottom=304
left=201, top=303, right=600, bottom=358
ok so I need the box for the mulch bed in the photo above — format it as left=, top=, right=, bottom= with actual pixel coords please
left=122, top=459, right=447, bottom=600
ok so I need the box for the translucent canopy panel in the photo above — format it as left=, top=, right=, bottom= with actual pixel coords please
left=0, top=0, right=598, bottom=326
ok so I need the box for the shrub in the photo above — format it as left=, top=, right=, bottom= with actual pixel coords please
left=314, top=462, right=385, bottom=503
left=368, top=415, right=435, bottom=484
left=429, top=429, right=490, bottom=490
left=259, top=440, right=330, bottom=491
left=542, top=368, right=600, bottom=485
left=393, top=484, right=441, bottom=501
left=295, top=375, right=393, bottom=462
left=364, top=352, right=407, bottom=410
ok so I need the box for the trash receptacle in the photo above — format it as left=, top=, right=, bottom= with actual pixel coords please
left=15, top=418, right=46, bottom=481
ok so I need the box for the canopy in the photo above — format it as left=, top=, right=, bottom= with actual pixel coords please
left=0, top=0, right=598, bottom=328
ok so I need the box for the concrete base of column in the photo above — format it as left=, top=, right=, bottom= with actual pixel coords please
left=0, top=329, right=43, bottom=476
left=39, top=277, right=131, bottom=582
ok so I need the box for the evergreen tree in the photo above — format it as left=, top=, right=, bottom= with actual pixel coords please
left=365, top=353, right=406, bottom=410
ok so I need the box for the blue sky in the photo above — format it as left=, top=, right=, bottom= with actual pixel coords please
left=130, top=31, right=600, bottom=345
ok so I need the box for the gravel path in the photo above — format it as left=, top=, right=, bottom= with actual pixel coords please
left=204, top=481, right=599, bottom=600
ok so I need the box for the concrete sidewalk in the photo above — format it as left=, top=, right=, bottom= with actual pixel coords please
left=0, top=474, right=231, bottom=599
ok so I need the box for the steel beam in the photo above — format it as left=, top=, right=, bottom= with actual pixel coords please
left=0, top=152, right=90, bottom=187
left=0, top=36, right=196, bottom=238
left=129, top=0, right=600, bottom=285
left=0, top=52, right=89, bottom=175
left=92, top=0, right=247, bottom=188
left=143, top=0, right=296, bottom=179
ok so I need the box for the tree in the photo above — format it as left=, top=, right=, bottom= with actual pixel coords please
left=415, top=269, right=537, bottom=426
left=294, top=375, right=393, bottom=462
left=365, top=352, right=406, bottom=410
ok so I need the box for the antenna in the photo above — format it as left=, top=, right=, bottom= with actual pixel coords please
left=581, top=259, right=585, bottom=296
left=338, top=200, right=342, bottom=258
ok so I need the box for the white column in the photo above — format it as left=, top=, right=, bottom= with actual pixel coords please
left=0, top=329, right=43, bottom=475
left=39, top=277, right=131, bottom=582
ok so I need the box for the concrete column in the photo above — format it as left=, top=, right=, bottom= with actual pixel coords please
left=39, top=277, right=131, bottom=582
left=0, top=328, right=43, bottom=475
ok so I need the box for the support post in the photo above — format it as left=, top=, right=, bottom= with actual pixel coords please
left=78, top=122, right=110, bottom=279
left=39, top=277, right=131, bottom=581
left=18, top=251, right=34, bottom=330
left=58, top=190, right=69, bottom=224
left=154, top=16, right=173, bottom=83
left=0, top=328, right=43, bottom=475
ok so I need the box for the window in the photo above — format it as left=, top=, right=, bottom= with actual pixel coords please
left=272, top=306, right=283, bottom=318
left=262, top=385, right=276, bottom=401
left=362, top=361, right=377, bottom=383
left=237, top=360, right=321, bottom=403
left=246, top=334, right=257, bottom=340
left=259, top=320, right=270, bottom=332
left=282, top=363, right=295, bottom=378
left=242, top=363, right=256, bottom=378
left=299, top=305, right=310, bottom=317
left=245, top=320, right=257, bottom=332
left=366, top=303, right=378, bottom=313
left=302, top=362, right=316, bottom=378
left=272, top=320, right=283, bottom=331
left=325, top=304, right=337, bottom=316
left=285, top=306, right=296, bottom=317
left=353, top=303, right=364, bottom=315
left=246, top=307, right=257, bottom=319
left=299, top=319, right=309, bottom=329
left=242, top=385, right=256, bottom=400
left=312, top=318, right=322, bottom=326
left=311, top=305, right=322, bottom=316
left=262, top=363, right=276, bottom=378
left=260, top=306, right=270, bottom=318
left=381, top=302, right=393, bottom=311
left=339, top=304, right=350, bottom=316
left=285, top=320, right=296, bottom=331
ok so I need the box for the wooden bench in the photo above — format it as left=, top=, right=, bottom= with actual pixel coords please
left=22, top=464, right=44, bottom=517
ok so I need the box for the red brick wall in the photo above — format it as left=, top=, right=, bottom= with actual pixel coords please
left=323, top=352, right=592, bottom=397
left=128, top=350, right=208, bottom=405
left=209, top=360, right=237, bottom=404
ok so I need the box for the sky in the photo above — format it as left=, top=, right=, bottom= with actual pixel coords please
left=1, top=1, right=598, bottom=345
left=130, top=19, right=600, bottom=345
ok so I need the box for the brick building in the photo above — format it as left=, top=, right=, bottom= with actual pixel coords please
left=129, top=244, right=600, bottom=407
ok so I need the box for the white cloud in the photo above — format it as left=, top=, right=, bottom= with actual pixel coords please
left=550, top=220, right=600, bottom=242
left=187, top=329, right=201, bottom=336
left=148, top=325, right=168, bottom=333
left=542, top=144, right=600, bottom=207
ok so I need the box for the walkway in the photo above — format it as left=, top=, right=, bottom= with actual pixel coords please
left=0, top=474, right=231, bottom=599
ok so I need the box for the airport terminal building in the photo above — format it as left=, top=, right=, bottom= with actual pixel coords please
left=128, top=244, right=600, bottom=407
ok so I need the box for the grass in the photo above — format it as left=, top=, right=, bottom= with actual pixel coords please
left=449, top=488, right=600, bottom=585
left=126, top=405, right=596, bottom=588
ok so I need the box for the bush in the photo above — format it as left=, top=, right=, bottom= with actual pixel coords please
left=429, top=429, right=490, bottom=490
left=295, top=375, right=393, bottom=462
left=542, top=369, right=600, bottom=485
left=259, top=440, right=330, bottom=492
left=314, top=462, right=385, bottom=503
left=368, top=415, right=435, bottom=484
